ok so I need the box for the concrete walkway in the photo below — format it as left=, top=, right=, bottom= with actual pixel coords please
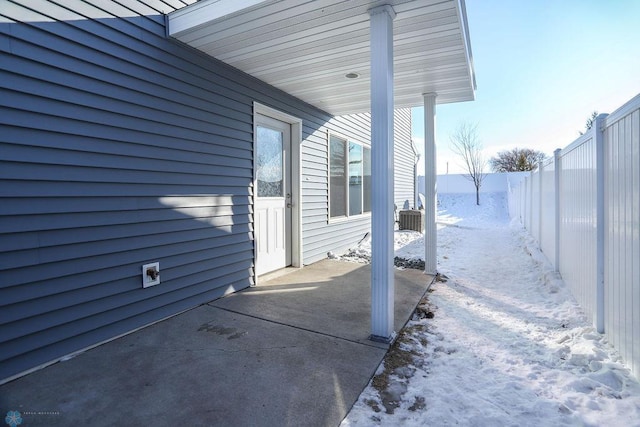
left=0, top=260, right=432, bottom=426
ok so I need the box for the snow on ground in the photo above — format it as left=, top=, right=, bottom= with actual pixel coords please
left=341, top=192, right=640, bottom=427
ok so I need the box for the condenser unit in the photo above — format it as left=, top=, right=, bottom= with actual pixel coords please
left=398, top=210, right=424, bottom=233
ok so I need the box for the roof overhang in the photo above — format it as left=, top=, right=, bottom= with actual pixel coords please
left=168, top=0, right=476, bottom=116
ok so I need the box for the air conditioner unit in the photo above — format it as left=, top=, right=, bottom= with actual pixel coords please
left=399, top=210, right=424, bottom=233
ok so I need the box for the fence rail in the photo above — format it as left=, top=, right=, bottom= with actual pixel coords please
left=509, top=93, right=640, bottom=378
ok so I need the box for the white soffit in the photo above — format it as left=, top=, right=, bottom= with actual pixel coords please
left=168, top=0, right=476, bottom=115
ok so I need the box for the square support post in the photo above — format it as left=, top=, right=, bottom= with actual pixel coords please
left=369, top=4, right=396, bottom=343
left=423, top=93, right=437, bottom=275
left=594, top=113, right=608, bottom=334
left=538, top=160, right=544, bottom=242
left=553, top=148, right=561, bottom=272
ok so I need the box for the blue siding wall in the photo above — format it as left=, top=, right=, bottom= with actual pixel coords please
left=394, top=108, right=417, bottom=210
left=302, top=113, right=371, bottom=264
left=0, top=0, right=414, bottom=382
left=301, top=109, right=416, bottom=264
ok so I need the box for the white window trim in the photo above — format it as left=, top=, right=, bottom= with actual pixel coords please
left=327, top=131, right=372, bottom=223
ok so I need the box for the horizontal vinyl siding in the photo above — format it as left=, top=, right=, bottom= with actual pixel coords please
left=0, top=0, right=310, bottom=382
left=0, top=0, right=260, bottom=381
left=300, top=113, right=371, bottom=264
left=0, top=0, right=417, bottom=382
left=300, top=109, right=415, bottom=264
left=394, top=108, right=416, bottom=210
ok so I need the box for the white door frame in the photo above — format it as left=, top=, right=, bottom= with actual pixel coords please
left=253, top=102, right=302, bottom=283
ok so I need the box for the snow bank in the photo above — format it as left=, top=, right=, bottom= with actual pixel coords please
left=336, top=228, right=425, bottom=268
left=341, top=192, right=640, bottom=426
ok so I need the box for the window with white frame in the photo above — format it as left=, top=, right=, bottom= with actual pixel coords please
left=329, top=134, right=371, bottom=219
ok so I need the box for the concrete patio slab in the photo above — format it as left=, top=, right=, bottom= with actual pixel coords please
left=0, top=260, right=432, bottom=426
left=212, top=260, right=431, bottom=347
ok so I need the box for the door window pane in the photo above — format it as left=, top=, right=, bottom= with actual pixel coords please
left=349, top=142, right=363, bottom=216
left=256, top=126, right=283, bottom=197
left=330, top=135, right=347, bottom=217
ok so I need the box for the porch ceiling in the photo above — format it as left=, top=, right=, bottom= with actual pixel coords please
left=168, top=0, right=476, bottom=116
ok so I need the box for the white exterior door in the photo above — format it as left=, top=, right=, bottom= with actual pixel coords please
left=254, top=114, right=292, bottom=275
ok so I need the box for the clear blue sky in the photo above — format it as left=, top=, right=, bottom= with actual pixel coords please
left=412, top=0, right=640, bottom=175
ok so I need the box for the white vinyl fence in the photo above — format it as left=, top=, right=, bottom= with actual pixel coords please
left=509, top=93, right=640, bottom=378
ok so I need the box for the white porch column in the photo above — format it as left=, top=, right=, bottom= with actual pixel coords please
left=423, top=93, right=437, bottom=275
left=369, top=4, right=396, bottom=342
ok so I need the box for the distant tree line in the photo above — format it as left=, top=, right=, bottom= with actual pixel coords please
left=489, top=148, right=546, bottom=172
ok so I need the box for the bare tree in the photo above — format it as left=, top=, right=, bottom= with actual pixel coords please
left=490, top=148, right=547, bottom=172
left=450, top=122, right=486, bottom=205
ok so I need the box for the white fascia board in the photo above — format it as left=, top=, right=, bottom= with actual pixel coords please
left=168, top=0, right=272, bottom=37
left=455, top=0, right=477, bottom=94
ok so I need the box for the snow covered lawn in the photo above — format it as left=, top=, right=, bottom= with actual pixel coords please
left=341, top=193, right=640, bottom=426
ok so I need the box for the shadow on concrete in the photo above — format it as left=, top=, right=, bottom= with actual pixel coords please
left=0, top=260, right=432, bottom=427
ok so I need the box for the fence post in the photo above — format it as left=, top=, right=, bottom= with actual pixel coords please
left=524, top=176, right=529, bottom=227
left=520, top=176, right=527, bottom=224
left=538, top=160, right=544, bottom=243
left=522, top=176, right=529, bottom=228
left=553, top=148, right=561, bottom=272
left=594, top=113, right=608, bottom=334
left=528, top=170, right=534, bottom=231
